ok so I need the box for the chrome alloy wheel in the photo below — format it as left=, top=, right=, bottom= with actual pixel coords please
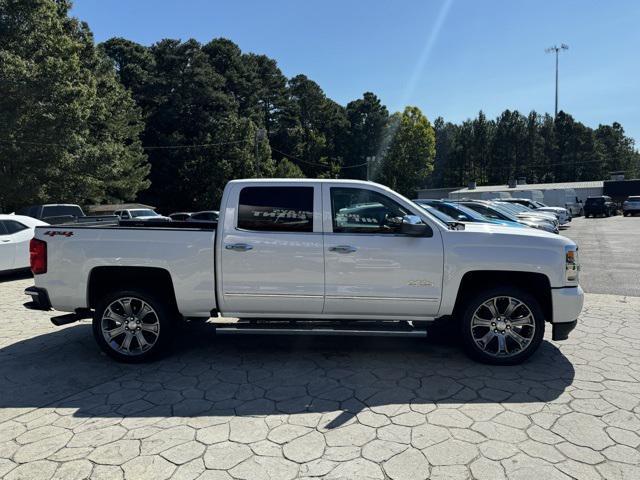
left=101, top=297, right=160, bottom=356
left=470, top=296, right=536, bottom=358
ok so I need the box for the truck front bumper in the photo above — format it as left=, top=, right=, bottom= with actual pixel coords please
left=551, top=285, right=584, bottom=340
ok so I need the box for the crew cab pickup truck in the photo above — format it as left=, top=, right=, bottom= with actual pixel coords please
left=25, top=179, right=583, bottom=365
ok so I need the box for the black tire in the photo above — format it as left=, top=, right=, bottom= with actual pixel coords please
left=93, top=289, right=175, bottom=363
left=460, top=286, right=545, bottom=365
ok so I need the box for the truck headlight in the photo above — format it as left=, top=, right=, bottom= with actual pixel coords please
left=565, top=246, right=579, bottom=282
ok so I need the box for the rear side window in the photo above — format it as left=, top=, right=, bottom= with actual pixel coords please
left=238, top=186, right=314, bottom=232
left=2, top=220, right=28, bottom=234
left=0, top=222, right=7, bottom=235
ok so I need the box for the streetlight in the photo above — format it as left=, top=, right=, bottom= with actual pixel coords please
left=545, top=44, right=569, bottom=118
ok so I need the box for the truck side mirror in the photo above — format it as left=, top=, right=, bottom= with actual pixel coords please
left=401, top=215, right=432, bottom=237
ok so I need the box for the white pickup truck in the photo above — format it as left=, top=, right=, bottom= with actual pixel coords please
left=25, top=179, right=583, bottom=365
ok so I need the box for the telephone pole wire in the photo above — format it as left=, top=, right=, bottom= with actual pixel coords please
left=545, top=44, right=569, bottom=118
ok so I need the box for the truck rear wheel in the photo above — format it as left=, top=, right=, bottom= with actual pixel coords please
left=460, top=287, right=545, bottom=365
left=93, top=290, right=174, bottom=363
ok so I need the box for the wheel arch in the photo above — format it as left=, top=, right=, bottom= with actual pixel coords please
left=452, top=271, right=552, bottom=323
left=87, top=266, right=179, bottom=313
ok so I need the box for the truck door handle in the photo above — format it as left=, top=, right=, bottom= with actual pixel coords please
left=225, top=243, right=253, bottom=252
left=329, top=245, right=357, bottom=254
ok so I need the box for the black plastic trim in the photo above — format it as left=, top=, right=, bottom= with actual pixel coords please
left=552, top=320, right=577, bottom=341
left=24, top=286, right=52, bottom=311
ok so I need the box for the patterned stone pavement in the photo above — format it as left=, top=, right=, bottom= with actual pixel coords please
left=0, top=275, right=639, bottom=479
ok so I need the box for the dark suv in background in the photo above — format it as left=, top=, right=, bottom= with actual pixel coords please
left=584, top=196, right=616, bottom=217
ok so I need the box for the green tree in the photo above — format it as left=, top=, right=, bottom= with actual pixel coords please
left=595, top=122, right=640, bottom=178
left=343, top=92, right=389, bottom=180
left=376, top=106, right=436, bottom=197
left=274, top=158, right=305, bottom=177
left=273, top=75, right=348, bottom=178
left=488, top=110, right=527, bottom=183
left=0, top=0, right=149, bottom=212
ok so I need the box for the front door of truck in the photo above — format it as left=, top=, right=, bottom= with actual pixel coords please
left=322, top=185, right=443, bottom=318
left=219, top=183, right=325, bottom=315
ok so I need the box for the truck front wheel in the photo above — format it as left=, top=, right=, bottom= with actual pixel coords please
left=460, top=287, right=545, bottom=365
left=93, top=290, right=174, bottom=363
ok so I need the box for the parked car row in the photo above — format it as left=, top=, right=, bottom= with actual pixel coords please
left=168, top=211, right=219, bottom=222
left=414, top=199, right=563, bottom=234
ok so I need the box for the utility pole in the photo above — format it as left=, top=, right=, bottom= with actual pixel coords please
left=255, top=128, right=266, bottom=177
left=545, top=44, right=569, bottom=118
left=366, top=156, right=376, bottom=181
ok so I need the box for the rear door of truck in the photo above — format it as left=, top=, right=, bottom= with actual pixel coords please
left=217, top=182, right=325, bottom=315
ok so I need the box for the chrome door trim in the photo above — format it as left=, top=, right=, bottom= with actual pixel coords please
left=326, top=295, right=439, bottom=302
left=224, top=293, right=323, bottom=299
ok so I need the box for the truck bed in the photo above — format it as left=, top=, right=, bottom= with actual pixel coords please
left=32, top=224, right=217, bottom=317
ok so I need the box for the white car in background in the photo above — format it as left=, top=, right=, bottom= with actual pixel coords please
left=114, top=208, right=171, bottom=222
left=0, top=215, right=48, bottom=273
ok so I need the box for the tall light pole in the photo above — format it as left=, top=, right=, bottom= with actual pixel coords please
left=545, top=44, right=569, bottom=118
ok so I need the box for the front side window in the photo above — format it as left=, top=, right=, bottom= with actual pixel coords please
left=331, top=187, right=410, bottom=234
left=2, top=220, right=28, bottom=234
left=238, top=186, right=314, bottom=232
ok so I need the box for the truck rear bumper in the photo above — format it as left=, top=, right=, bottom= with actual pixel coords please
left=551, top=285, right=583, bottom=339
left=24, top=286, right=52, bottom=311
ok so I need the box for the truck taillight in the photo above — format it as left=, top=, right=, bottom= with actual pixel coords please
left=30, top=239, right=47, bottom=275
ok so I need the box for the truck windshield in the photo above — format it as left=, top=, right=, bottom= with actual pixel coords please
left=500, top=203, right=529, bottom=213
left=415, top=205, right=455, bottom=223
left=131, top=209, right=159, bottom=217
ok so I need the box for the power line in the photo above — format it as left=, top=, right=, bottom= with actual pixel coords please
left=2, top=137, right=369, bottom=170
left=0, top=138, right=249, bottom=150
left=270, top=146, right=368, bottom=170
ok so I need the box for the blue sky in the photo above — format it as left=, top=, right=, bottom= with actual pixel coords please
left=72, top=0, right=640, bottom=143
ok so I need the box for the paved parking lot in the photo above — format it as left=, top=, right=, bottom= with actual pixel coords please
left=1, top=272, right=640, bottom=480
left=563, top=215, right=640, bottom=297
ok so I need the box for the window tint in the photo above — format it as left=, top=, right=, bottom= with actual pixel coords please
left=238, top=186, right=313, bottom=232
left=192, top=211, right=218, bottom=221
left=131, top=209, right=158, bottom=217
left=0, top=222, right=8, bottom=235
left=2, top=220, right=28, bottom=234
left=437, top=203, right=472, bottom=221
left=465, top=203, right=501, bottom=220
left=331, top=187, right=410, bottom=234
left=42, top=205, right=83, bottom=218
